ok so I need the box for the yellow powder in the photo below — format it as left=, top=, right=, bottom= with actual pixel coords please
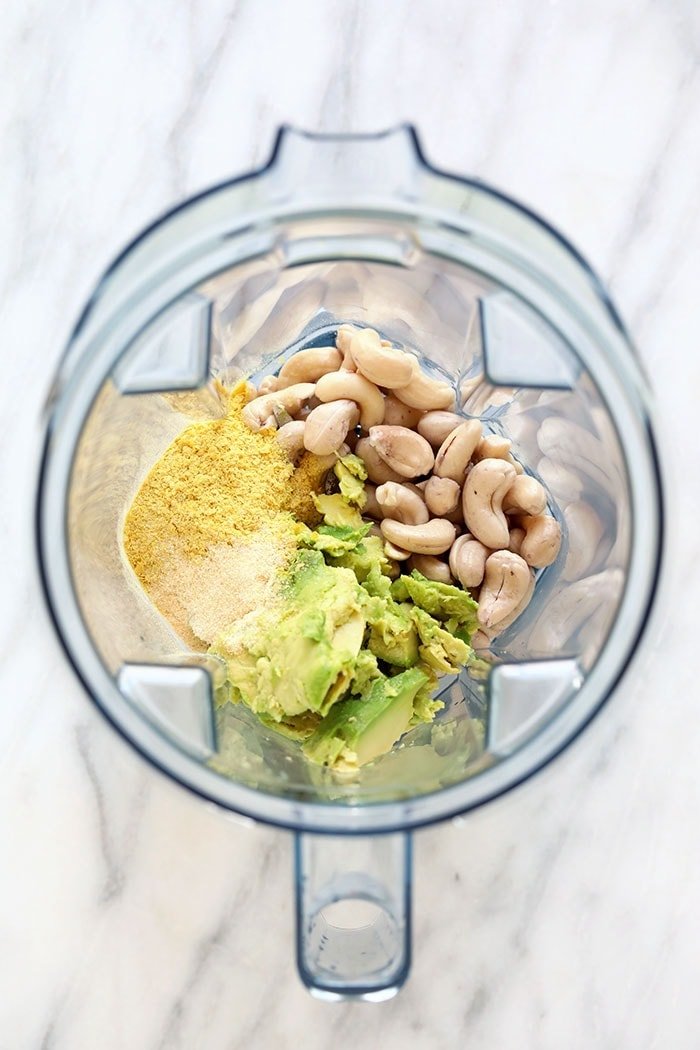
left=161, top=384, right=228, bottom=421
left=123, top=383, right=322, bottom=646
left=287, top=452, right=333, bottom=524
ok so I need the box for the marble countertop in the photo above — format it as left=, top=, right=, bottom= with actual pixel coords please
left=2, top=0, right=699, bottom=1046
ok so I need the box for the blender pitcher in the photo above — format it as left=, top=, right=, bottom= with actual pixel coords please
left=37, top=127, right=663, bottom=1000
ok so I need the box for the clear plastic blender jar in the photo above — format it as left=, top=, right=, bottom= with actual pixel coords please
left=37, top=127, right=663, bottom=1000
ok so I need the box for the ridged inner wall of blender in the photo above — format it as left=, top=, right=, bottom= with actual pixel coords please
left=67, top=233, right=631, bottom=801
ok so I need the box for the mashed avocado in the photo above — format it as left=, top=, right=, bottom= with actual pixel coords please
left=303, top=667, right=429, bottom=769
left=211, top=550, right=365, bottom=721
left=210, top=482, right=479, bottom=769
left=391, top=571, right=480, bottom=630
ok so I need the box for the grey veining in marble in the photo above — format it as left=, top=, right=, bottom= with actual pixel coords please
left=1, top=0, right=699, bottom=1047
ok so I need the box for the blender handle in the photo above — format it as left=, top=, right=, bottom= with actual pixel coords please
left=294, top=830, right=412, bottom=1001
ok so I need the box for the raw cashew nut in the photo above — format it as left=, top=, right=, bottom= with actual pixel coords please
left=368, top=425, right=435, bottom=479
left=563, top=501, right=605, bottom=581
left=434, top=420, right=483, bottom=483
left=355, top=438, right=404, bottom=484
left=383, top=393, right=424, bottom=429
left=335, top=325, right=358, bottom=371
left=478, top=551, right=533, bottom=629
left=393, top=360, right=456, bottom=411
left=508, top=527, right=525, bottom=556
left=335, top=324, right=355, bottom=354
left=424, top=476, right=460, bottom=517
left=333, top=325, right=356, bottom=354
left=340, top=348, right=357, bottom=371
left=242, top=383, right=316, bottom=430
left=275, top=420, right=306, bottom=461
left=409, top=554, right=453, bottom=584
left=520, top=514, right=562, bottom=568
left=417, top=410, right=464, bottom=448
left=474, top=434, right=511, bottom=461
left=403, top=481, right=429, bottom=501
left=256, top=375, right=280, bottom=396
left=362, top=483, right=383, bottom=520
left=443, top=502, right=465, bottom=525
left=348, top=327, right=415, bottom=388
left=462, top=458, right=516, bottom=548
left=380, top=517, right=456, bottom=556
left=482, top=565, right=536, bottom=635
left=384, top=540, right=411, bottom=562
left=315, top=370, right=385, bottom=429
left=277, top=346, right=342, bottom=387
left=420, top=479, right=463, bottom=523
left=470, top=629, right=496, bottom=665
left=293, top=395, right=321, bottom=421
left=503, top=474, right=547, bottom=516
left=449, top=534, right=491, bottom=588
left=375, top=481, right=429, bottom=525
left=470, top=629, right=492, bottom=651
left=303, top=400, right=359, bottom=456
left=242, top=381, right=259, bottom=403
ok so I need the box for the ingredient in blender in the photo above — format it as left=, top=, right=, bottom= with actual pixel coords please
left=123, top=383, right=323, bottom=647
left=122, top=324, right=564, bottom=771
left=210, top=495, right=479, bottom=768
left=258, top=324, right=561, bottom=637
left=213, top=325, right=563, bottom=766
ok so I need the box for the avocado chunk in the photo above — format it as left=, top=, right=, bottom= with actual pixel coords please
left=410, top=606, right=471, bottom=673
left=210, top=550, right=365, bottom=722
left=312, top=493, right=366, bottom=529
left=391, top=570, right=479, bottom=634
left=329, top=536, right=394, bottom=587
left=410, top=665, right=444, bottom=725
left=258, top=711, right=322, bottom=741
left=348, top=648, right=383, bottom=696
left=361, top=590, right=420, bottom=668
left=296, top=519, right=372, bottom=557
left=361, top=559, right=394, bottom=596
left=303, top=666, right=429, bottom=769
left=333, top=454, right=367, bottom=506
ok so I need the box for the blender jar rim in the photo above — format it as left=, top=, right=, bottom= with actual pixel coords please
left=36, top=127, right=664, bottom=834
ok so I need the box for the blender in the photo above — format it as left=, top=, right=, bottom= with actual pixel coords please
left=37, top=127, right=663, bottom=1000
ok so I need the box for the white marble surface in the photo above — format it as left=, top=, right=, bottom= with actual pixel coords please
left=1, top=0, right=699, bottom=1046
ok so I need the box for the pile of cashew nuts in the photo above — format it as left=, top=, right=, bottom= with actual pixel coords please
left=241, top=325, right=563, bottom=642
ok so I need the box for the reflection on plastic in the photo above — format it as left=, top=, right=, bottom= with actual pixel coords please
left=114, top=293, right=212, bottom=394
left=117, top=663, right=216, bottom=759
left=487, top=659, right=582, bottom=757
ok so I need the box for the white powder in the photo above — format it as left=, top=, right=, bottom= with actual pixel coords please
left=149, top=527, right=294, bottom=648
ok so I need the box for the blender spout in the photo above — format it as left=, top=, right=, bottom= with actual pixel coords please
left=267, top=124, right=425, bottom=204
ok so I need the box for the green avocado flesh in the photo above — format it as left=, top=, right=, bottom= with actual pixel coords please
left=303, top=667, right=429, bottom=769
left=210, top=480, right=479, bottom=770
left=210, top=550, right=365, bottom=721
